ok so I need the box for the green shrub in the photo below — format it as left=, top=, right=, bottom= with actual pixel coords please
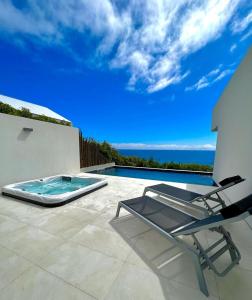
left=19, top=107, right=33, bottom=118
left=0, top=102, right=71, bottom=126
left=96, top=139, right=213, bottom=172
left=0, top=102, right=18, bottom=115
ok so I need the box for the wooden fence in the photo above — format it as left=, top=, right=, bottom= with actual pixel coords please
left=79, top=131, right=110, bottom=168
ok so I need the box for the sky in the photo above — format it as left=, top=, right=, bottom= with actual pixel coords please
left=0, top=0, right=251, bottom=150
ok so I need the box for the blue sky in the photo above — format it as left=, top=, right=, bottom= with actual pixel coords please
left=0, top=0, right=251, bottom=150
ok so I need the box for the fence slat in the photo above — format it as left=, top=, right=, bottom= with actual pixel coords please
left=79, top=131, right=110, bottom=168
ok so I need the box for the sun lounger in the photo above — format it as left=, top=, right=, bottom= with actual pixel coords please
left=143, top=175, right=245, bottom=213
left=115, top=192, right=252, bottom=296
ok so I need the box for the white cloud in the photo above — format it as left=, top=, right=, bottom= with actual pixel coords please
left=231, top=10, right=252, bottom=33
left=0, top=0, right=241, bottom=92
left=240, top=28, right=252, bottom=41
left=112, top=143, right=216, bottom=150
left=208, top=68, right=221, bottom=77
left=148, top=93, right=176, bottom=105
left=0, top=1, right=57, bottom=40
left=230, top=44, right=237, bottom=52
left=179, top=0, right=239, bottom=53
left=214, top=69, right=233, bottom=81
left=186, top=76, right=209, bottom=91
left=186, top=65, right=234, bottom=91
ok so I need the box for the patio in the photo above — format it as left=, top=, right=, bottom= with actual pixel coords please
left=0, top=174, right=252, bottom=300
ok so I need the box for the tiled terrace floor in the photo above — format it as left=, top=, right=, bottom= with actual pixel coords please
left=0, top=174, right=252, bottom=300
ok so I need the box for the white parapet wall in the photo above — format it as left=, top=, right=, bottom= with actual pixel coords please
left=0, top=113, right=80, bottom=187
left=212, top=47, right=252, bottom=209
left=81, top=162, right=115, bottom=173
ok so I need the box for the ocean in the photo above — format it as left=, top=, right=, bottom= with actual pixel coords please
left=118, top=150, right=215, bottom=166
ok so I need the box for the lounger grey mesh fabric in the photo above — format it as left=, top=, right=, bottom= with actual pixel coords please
left=121, top=196, right=196, bottom=233
left=115, top=191, right=252, bottom=297
left=143, top=175, right=245, bottom=213
left=145, top=184, right=201, bottom=201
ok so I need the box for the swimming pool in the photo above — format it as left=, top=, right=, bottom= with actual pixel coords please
left=89, top=166, right=214, bottom=186
left=2, top=175, right=107, bottom=207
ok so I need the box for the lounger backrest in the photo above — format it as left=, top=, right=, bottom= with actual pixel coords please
left=219, top=175, right=245, bottom=187
left=220, top=194, right=252, bottom=218
left=173, top=194, right=252, bottom=235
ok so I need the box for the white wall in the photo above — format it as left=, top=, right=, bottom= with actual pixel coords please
left=0, top=113, right=80, bottom=187
left=212, top=48, right=252, bottom=209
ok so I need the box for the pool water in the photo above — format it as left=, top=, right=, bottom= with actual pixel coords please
left=15, top=177, right=101, bottom=195
left=90, top=167, right=214, bottom=186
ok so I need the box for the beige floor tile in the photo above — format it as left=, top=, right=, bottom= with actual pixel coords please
left=0, top=246, right=32, bottom=290
left=18, top=209, right=55, bottom=225
left=103, top=263, right=167, bottom=300
left=54, top=205, right=99, bottom=224
left=236, top=244, right=252, bottom=271
left=39, top=241, right=123, bottom=299
left=124, top=229, right=218, bottom=296
left=0, top=214, right=26, bottom=236
left=31, top=213, right=86, bottom=240
left=91, top=209, right=118, bottom=231
left=71, top=192, right=118, bottom=212
left=104, top=263, right=218, bottom=300
left=130, top=229, right=175, bottom=260
left=111, top=214, right=151, bottom=239
left=158, top=252, right=219, bottom=297
left=0, top=198, right=53, bottom=225
left=0, top=197, right=22, bottom=213
left=125, top=248, right=151, bottom=270
left=0, top=265, right=94, bottom=300
left=125, top=228, right=181, bottom=271
left=217, top=266, right=252, bottom=300
left=0, top=225, right=63, bottom=263
left=71, top=224, right=132, bottom=261
left=161, top=279, right=219, bottom=300
left=227, top=221, right=252, bottom=249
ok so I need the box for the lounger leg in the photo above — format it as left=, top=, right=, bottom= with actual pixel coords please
left=221, top=228, right=241, bottom=265
left=115, top=203, right=121, bottom=218
left=192, top=254, right=209, bottom=297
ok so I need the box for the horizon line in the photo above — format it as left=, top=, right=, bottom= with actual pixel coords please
left=111, top=143, right=216, bottom=151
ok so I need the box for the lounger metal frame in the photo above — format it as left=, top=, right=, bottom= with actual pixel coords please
left=115, top=200, right=244, bottom=297
left=143, top=179, right=244, bottom=214
left=143, top=186, right=210, bottom=216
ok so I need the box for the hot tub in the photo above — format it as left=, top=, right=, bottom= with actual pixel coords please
left=2, top=175, right=107, bottom=207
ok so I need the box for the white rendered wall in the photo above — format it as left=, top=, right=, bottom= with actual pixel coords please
left=212, top=48, right=252, bottom=211
left=0, top=113, right=80, bottom=187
